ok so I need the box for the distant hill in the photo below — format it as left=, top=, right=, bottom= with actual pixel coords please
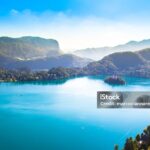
left=137, top=48, right=150, bottom=61
left=0, top=53, right=18, bottom=69
left=0, top=36, right=61, bottom=59
left=74, top=47, right=110, bottom=60
left=85, top=49, right=150, bottom=77
left=74, top=39, right=150, bottom=60
left=0, top=54, right=92, bottom=70
left=100, top=51, right=146, bottom=70
left=17, top=54, right=92, bottom=70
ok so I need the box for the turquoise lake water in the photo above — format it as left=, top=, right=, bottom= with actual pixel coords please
left=0, top=76, right=150, bottom=150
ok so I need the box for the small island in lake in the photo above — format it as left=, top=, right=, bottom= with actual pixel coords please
left=104, top=76, right=126, bottom=85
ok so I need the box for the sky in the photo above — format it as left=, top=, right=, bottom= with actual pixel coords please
left=1, top=0, right=150, bottom=51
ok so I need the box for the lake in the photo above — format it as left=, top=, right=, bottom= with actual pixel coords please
left=0, top=76, right=150, bottom=150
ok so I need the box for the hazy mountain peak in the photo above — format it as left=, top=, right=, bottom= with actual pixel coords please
left=0, top=36, right=61, bottom=60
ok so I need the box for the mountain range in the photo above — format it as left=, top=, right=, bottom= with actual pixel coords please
left=0, top=36, right=150, bottom=78
left=74, top=39, right=150, bottom=60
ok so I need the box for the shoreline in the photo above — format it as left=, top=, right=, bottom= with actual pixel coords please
left=0, top=72, right=149, bottom=84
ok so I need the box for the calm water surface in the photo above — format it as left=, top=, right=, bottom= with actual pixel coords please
left=0, top=76, right=150, bottom=150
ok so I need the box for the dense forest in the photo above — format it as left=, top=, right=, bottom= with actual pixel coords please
left=0, top=67, right=85, bottom=82
left=115, top=125, right=150, bottom=150
left=0, top=64, right=150, bottom=82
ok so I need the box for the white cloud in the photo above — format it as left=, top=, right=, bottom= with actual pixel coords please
left=0, top=9, right=150, bottom=51
left=10, top=9, right=19, bottom=15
